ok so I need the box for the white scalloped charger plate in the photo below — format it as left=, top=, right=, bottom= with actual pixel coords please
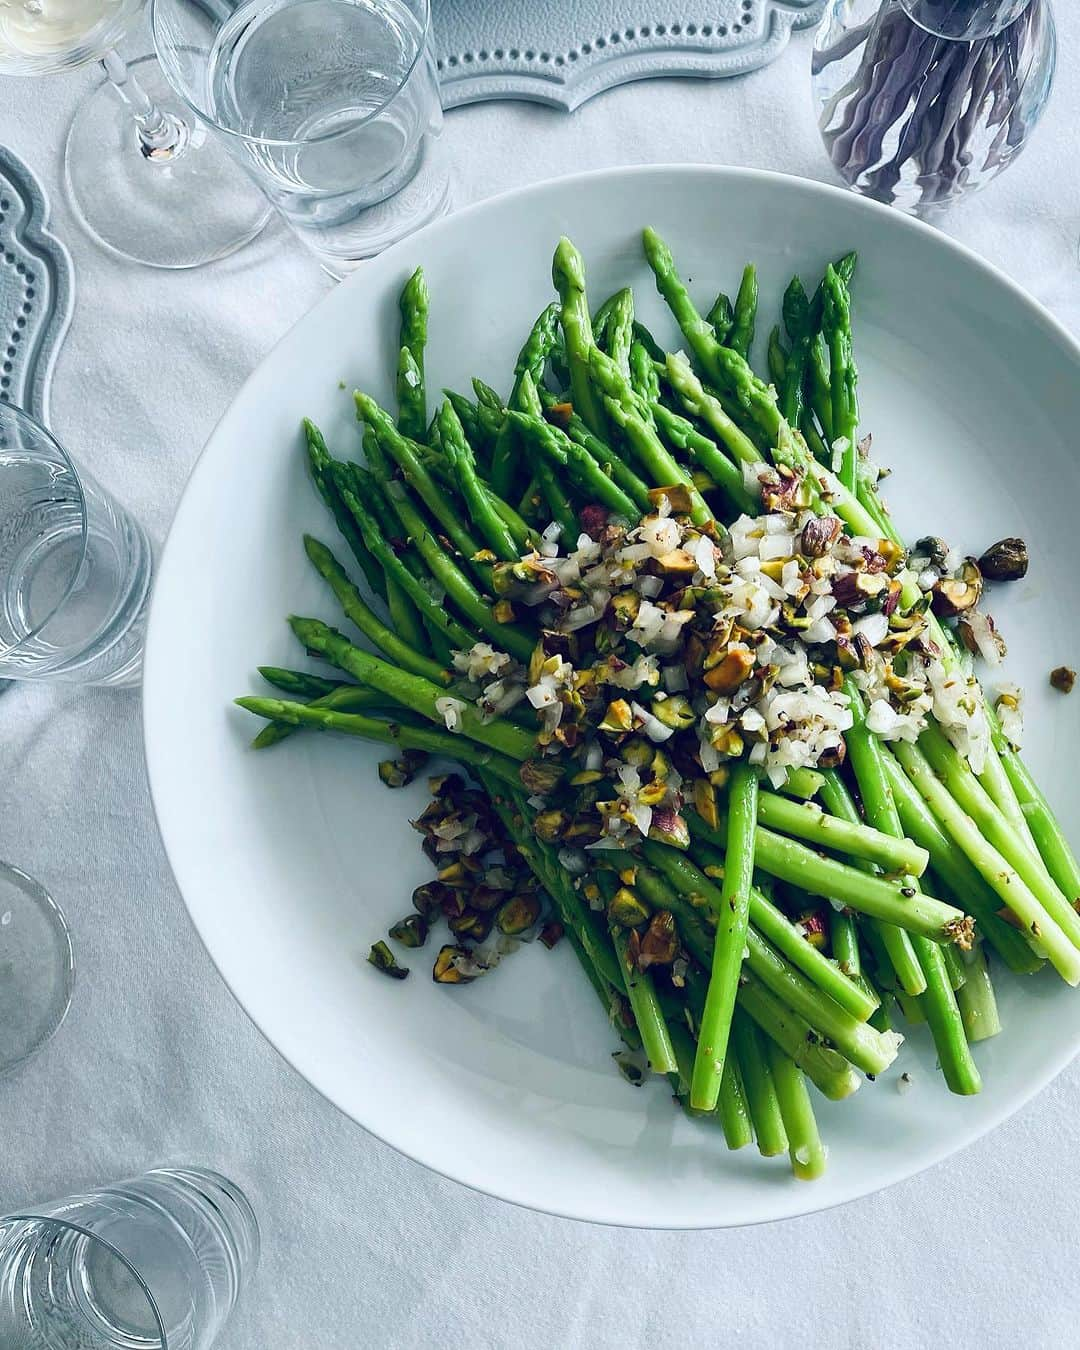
left=144, top=167, right=1080, bottom=1228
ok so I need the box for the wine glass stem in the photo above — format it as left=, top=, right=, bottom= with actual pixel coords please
left=99, top=49, right=190, bottom=160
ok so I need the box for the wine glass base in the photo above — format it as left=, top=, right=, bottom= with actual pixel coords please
left=0, top=862, right=74, bottom=1075
left=64, top=55, right=272, bottom=270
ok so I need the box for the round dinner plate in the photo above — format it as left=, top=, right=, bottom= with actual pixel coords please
left=144, top=166, right=1080, bottom=1228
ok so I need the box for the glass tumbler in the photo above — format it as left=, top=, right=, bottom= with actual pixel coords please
left=0, top=403, right=152, bottom=686
left=812, top=0, right=1056, bottom=213
left=0, top=1167, right=258, bottom=1350
left=152, top=0, right=451, bottom=276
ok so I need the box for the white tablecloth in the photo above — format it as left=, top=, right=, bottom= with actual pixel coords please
left=3, top=14, right=1080, bottom=1347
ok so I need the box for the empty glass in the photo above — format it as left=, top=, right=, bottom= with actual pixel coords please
left=0, top=1167, right=259, bottom=1349
left=0, top=862, right=74, bottom=1077
left=152, top=0, right=451, bottom=276
left=0, top=403, right=152, bottom=686
left=0, top=1, right=270, bottom=268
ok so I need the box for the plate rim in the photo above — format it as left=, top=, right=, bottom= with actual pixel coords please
left=143, top=163, right=1080, bottom=1229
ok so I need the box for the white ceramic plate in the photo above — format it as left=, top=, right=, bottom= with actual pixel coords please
left=144, top=167, right=1080, bottom=1228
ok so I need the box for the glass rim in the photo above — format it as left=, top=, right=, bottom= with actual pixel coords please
left=150, top=0, right=434, bottom=151
left=0, top=1213, right=169, bottom=1346
left=0, top=860, right=76, bottom=1077
left=0, top=401, right=90, bottom=665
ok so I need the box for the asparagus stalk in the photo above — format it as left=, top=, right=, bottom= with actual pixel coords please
left=844, top=683, right=981, bottom=1095
left=917, top=722, right=1080, bottom=954
left=588, top=347, right=711, bottom=525
left=728, top=264, right=758, bottom=361
left=891, top=740, right=1080, bottom=985
left=688, top=842, right=879, bottom=1022
left=686, top=763, right=758, bottom=1110
left=650, top=403, right=759, bottom=516
left=439, top=401, right=520, bottom=561
left=303, top=535, right=452, bottom=686
left=552, top=237, right=607, bottom=436
left=251, top=681, right=390, bottom=750
left=686, top=812, right=971, bottom=945
left=730, top=1008, right=787, bottom=1157
left=957, top=945, right=1002, bottom=1043
left=289, top=619, right=535, bottom=761
left=756, top=790, right=929, bottom=875
left=879, top=754, right=1042, bottom=975
left=356, top=393, right=486, bottom=567
left=604, top=894, right=677, bottom=1076
left=380, top=480, right=536, bottom=663
left=334, top=474, right=480, bottom=654
left=396, top=266, right=429, bottom=440
left=235, top=697, right=523, bottom=785
left=765, top=1042, right=827, bottom=1181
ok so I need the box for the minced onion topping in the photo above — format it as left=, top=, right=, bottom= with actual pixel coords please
left=444, top=487, right=1012, bottom=842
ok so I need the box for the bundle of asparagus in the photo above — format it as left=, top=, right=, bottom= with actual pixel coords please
left=236, top=230, right=1079, bottom=1181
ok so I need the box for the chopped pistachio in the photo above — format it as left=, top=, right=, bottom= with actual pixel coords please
left=931, top=559, right=982, bottom=617
left=655, top=548, right=698, bottom=576
left=638, top=911, right=679, bottom=969
left=650, top=694, right=695, bottom=730
left=433, top=944, right=475, bottom=984
left=539, top=921, right=564, bottom=949
left=702, top=647, right=755, bottom=694
left=368, top=940, right=408, bottom=980
left=413, top=881, right=452, bottom=918
left=609, top=592, right=641, bottom=629
left=534, top=808, right=570, bottom=842
left=693, top=778, right=720, bottom=830
left=569, top=769, right=604, bottom=786
left=599, top=698, right=634, bottom=734
left=608, top=886, right=650, bottom=927
left=449, top=909, right=494, bottom=940
left=978, top=536, right=1028, bottom=582
left=518, top=759, right=565, bottom=794
left=496, top=893, right=542, bottom=935
left=647, top=483, right=694, bottom=514
left=493, top=598, right=517, bottom=624
left=389, top=915, right=428, bottom=948
left=800, top=515, right=842, bottom=558
left=648, top=808, right=690, bottom=849
left=378, top=749, right=428, bottom=789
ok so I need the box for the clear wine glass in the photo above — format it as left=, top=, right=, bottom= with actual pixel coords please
left=0, top=0, right=272, bottom=267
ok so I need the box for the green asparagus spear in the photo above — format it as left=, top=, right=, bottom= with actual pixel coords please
left=303, top=535, right=451, bottom=686
left=727, top=264, right=758, bottom=361
left=552, top=237, right=607, bottom=436
left=236, top=697, right=522, bottom=784
left=396, top=267, right=429, bottom=440
left=439, top=401, right=519, bottom=560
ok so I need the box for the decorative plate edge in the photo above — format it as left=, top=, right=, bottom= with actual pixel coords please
left=438, top=2, right=824, bottom=112
left=0, top=145, right=75, bottom=425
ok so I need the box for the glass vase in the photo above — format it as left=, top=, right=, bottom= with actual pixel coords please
left=812, top=0, right=1056, bottom=214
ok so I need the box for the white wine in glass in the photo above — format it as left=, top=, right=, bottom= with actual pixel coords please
left=0, top=0, right=271, bottom=268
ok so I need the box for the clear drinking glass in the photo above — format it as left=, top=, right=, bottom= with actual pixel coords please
left=0, top=402, right=152, bottom=686
left=0, top=0, right=270, bottom=268
left=151, top=0, right=451, bottom=276
left=0, top=1167, right=259, bottom=1350
left=812, top=0, right=1056, bottom=213
left=0, top=862, right=75, bottom=1077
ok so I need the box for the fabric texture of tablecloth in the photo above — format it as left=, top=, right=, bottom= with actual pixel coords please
left=2, top=14, right=1080, bottom=1347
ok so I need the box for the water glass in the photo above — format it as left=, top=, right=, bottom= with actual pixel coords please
left=0, top=1167, right=258, bottom=1350
left=0, top=861, right=74, bottom=1077
left=0, top=403, right=152, bottom=686
left=152, top=0, right=451, bottom=276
